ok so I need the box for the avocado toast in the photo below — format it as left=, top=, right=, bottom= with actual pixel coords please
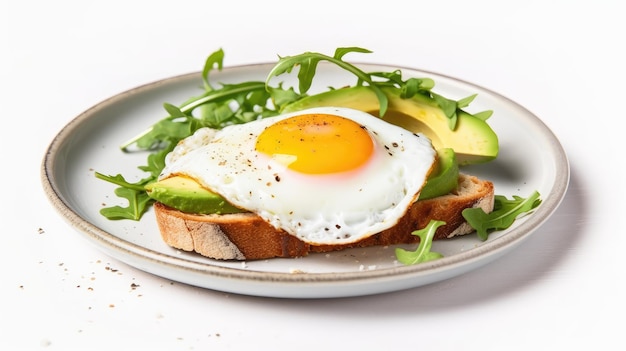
left=96, top=47, right=540, bottom=263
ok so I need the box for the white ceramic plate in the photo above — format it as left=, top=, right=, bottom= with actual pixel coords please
left=41, top=62, right=569, bottom=299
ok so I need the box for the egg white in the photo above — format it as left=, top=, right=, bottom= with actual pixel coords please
left=160, top=107, right=436, bottom=245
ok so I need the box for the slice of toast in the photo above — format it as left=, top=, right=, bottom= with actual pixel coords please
left=153, top=173, right=494, bottom=260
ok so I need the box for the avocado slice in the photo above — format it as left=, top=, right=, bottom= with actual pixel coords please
left=281, top=86, right=498, bottom=165
left=145, top=176, right=246, bottom=214
left=419, top=148, right=459, bottom=200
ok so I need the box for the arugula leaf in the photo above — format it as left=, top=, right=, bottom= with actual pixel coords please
left=95, top=172, right=156, bottom=220
left=462, top=191, right=542, bottom=240
left=94, top=172, right=149, bottom=191
left=201, top=48, right=224, bottom=91
left=268, top=84, right=301, bottom=108
left=138, top=143, right=175, bottom=179
left=98, top=186, right=154, bottom=220
left=395, top=220, right=445, bottom=265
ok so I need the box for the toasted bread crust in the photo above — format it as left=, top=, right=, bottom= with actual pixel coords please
left=154, top=174, right=494, bottom=260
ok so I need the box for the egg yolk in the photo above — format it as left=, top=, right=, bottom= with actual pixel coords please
left=255, top=113, right=374, bottom=174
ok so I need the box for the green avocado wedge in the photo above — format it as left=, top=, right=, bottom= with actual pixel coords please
left=419, top=148, right=459, bottom=200
left=280, top=86, right=499, bottom=166
left=145, top=176, right=246, bottom=215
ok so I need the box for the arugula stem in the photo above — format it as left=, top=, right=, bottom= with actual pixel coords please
left=179, top=81, right=266, bottom=113
left=120, top=128, right=154, bottom=152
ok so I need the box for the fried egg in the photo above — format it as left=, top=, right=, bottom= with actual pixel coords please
left=159, top=106, right=436, bottom=245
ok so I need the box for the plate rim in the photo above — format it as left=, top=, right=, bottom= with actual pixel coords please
left=40, top=62, right=570, bottom=296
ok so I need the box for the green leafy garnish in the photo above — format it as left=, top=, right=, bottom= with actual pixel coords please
left=95, top=143, right=174, bottom=220
left=394, top=192, right=542, bottom=265
left=96, top=182, right=154, bottom=220
left=462, top=191, right=542, bottom=240
left=265, top=47, right=491, bottom=128
left=119, top=80, right=280, bottom=152
left=395, top=220, right=445, bottom=265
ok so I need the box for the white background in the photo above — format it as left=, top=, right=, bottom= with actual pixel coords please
left=2, top=0, right=623, bottom=350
